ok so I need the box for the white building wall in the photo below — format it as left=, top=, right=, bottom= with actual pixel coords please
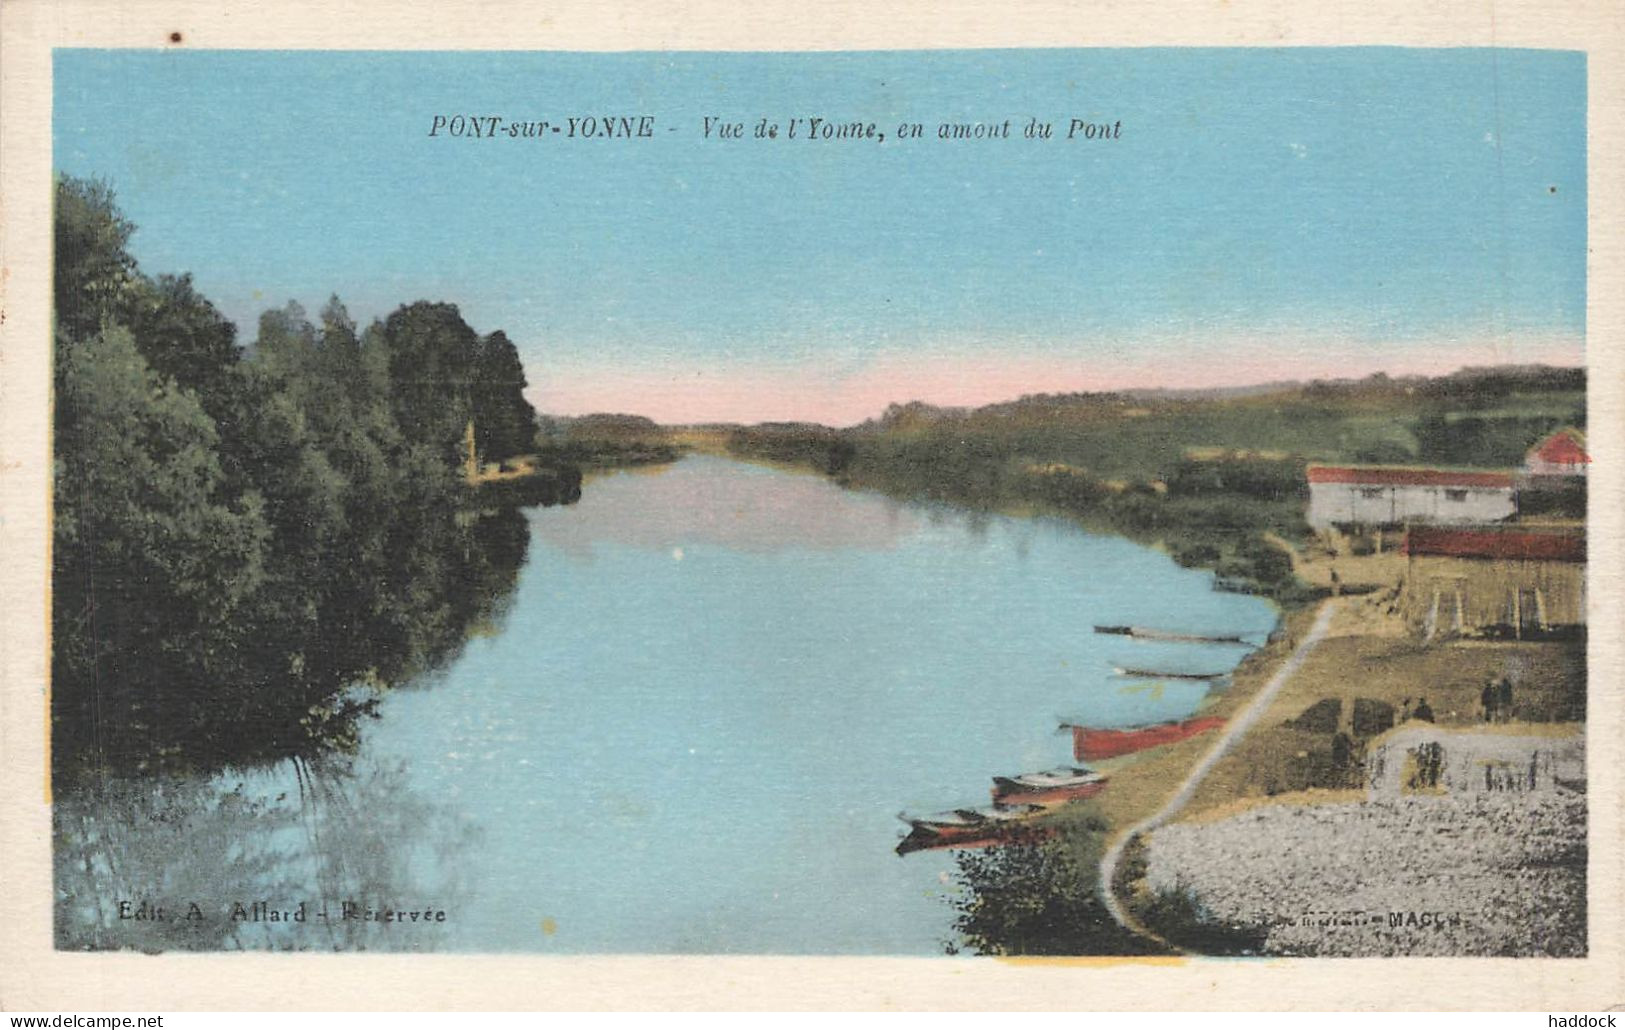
left=1527, top=457, right=1587, bottom=478
left=1307, top=482, right=1515, bottom=530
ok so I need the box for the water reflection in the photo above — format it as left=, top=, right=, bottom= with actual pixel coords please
left=531, top=458, right=924, bottom=558
left=54, top=755, right=477, bottom=952
left=53, top=502, right=528, bottom=951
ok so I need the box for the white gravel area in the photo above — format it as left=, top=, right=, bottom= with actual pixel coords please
left=1142, top=792, right=1586, bottom=956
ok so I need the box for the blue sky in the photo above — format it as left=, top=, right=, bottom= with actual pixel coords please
left=54, top=49, right=1585, bottom=423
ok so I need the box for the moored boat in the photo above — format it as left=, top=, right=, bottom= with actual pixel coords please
left=895, top=804, right=1048, bottom=856
left=990, top=766, right=1108, bottom=805
left=1093, top=625, right=1255, bottom=646
left=1062, top=716, right=1226, bottom=761
left=1112, top=664, right=1232, bottom=681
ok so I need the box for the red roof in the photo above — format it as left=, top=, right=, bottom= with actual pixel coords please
left=1404, top=525, right=1585, bottom=562
left=1306, top=465, right=1514, bottom=488
left=1530, top=429, right=1589, bottom=466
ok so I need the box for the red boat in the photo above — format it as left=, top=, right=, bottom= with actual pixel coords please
left=990, top=766, right=1109, bottom=805
left=1065, top=716, right=1225, bottom=761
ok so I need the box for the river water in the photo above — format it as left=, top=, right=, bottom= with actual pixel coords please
left=56, top=455, right=1276, bottom=954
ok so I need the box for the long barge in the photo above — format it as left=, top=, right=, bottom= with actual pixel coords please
left=1093, top=624, right=1256, bottom=646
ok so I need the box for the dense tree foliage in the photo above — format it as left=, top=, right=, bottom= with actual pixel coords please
left=535, top=413, right=681, bottom=469
left=471, top=330, right=539, bottom=461
left=722, top=422, right=855, bottom=474
left=947, top=836, right=1163, bottom=956
left=51, top=176, right=550, bottom=780
left=1410, top=412, right=1570, bottom=467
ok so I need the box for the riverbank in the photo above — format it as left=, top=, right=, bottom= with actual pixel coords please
left=467, top=457, right=584, bottom=506
left=1105, top=588, right=1587, bottom=955
left=709, top=371, right=1583, bottom=606
left=1094, top=599, right=1584, bottom=830
left=719, top=424, right=1314, bottom=603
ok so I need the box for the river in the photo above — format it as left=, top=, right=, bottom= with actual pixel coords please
left=54, top=454, right=1276, bottom=954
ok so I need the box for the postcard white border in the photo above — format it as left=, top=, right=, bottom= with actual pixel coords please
left=2, top=0, right=1621, bottom=1011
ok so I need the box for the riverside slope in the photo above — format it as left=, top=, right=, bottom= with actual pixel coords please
left=1097, top=600, right=1339, bottom=942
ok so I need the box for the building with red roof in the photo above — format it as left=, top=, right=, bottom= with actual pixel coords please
left=1404, top=525, right=1585, bottom=563
left=1306, top=464, right=1516, bottom=531
left=1400, top=524, right=1585, bottom=638
left=1525, top=428, right=1589, bottom=478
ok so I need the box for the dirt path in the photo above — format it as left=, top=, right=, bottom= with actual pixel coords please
left=1096, top=599, right=1339, bottom=943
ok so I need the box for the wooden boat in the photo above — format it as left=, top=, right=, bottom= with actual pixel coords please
left=991, top=766, right=1108, bottom=805
left=895, top=804, right=1048, bottom=856
left=1063, top=717, right=1226, bottom=761
left=897, top=808, right=984, bottom=831
left=1112, top=665, right=1232, bottom=681
left=1093, top=625, right=1255, bottom=646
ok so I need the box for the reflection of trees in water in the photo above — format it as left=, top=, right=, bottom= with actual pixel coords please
left=55, top=493, right=534, bottom=785
left=54, top=497, right=525, bottom=953
left=55, top=755, right=478, bottom=952
left=390, top=505, right=533, bottom=685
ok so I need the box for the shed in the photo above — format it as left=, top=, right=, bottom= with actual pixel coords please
left=1399, top=524, right=1585, bottom=639
left=1306, top=464, right=1516, bottom=531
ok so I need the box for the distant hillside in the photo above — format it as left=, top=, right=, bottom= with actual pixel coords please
left=1112, top=365, right=1585, bottom=403
left=840, top=366, right=1585, bottom=436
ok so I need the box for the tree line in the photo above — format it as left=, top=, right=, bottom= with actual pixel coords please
left=52, top=176, right=546, bottom=783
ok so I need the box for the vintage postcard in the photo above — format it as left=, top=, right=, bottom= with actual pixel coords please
left=2, top=0, right=1622, bottom=1012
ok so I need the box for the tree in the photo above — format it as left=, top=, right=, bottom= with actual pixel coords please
left=949, top=836, right=1162, bottom=956
left=378, top=302, right=481, bottom=463
left=373, top=305, right=541, bottom=467
left=53, top=177, right=137, bottom=341
left=123, top=273, right=244, bottom=416
left=471, top=330, right=538, bottom=461
left=53, top=323, right=270, bottom=768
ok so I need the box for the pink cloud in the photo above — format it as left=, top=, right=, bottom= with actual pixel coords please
left=528, top=331, right=1584, bottom=426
